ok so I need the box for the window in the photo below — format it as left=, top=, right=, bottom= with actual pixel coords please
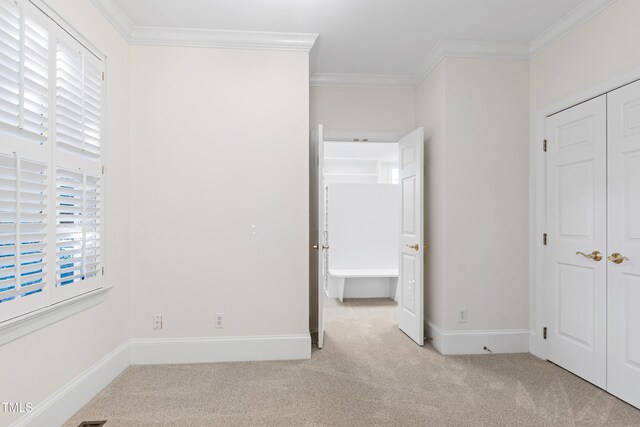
left=0, top=0, right=104, bottom=323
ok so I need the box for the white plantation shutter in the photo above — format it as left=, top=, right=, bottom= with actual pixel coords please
left=56, top=39, right=102, bottom=159
left=55, top=167, right=83, bottom=286
left=0, top=0, right=49, bottom=141
left=0, top=0, right=21, bottom=129
left=0, top=0, right=105, bottom=321
left=84, top=173, right=100, bottom=278
left=55, top=41, right=83, bottom=154
left=83, top=60, right=101, bottom=158
left=54, top=167, right=101, bottom=298
left=0, top=152, right=47, bottom=321
left=0, top=154, right=18, bottom=304
left=22, top=15, right=48, bottom=138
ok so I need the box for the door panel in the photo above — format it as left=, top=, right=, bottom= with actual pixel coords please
left=607, top=80, right=640, bottom=408
left=317, top=124, right=326, bottom=349
left=546, top=95, right=607, bottom=389
left=398, top=128, right=424, bottom=346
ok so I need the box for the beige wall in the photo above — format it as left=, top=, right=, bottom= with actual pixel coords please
left=310, top=86, right=415, bottom=132
left=529, top=0, right=640, bottom=331
left=129, top=46, right=310, bottom=338
left=415, top=61, right=447, bottom=328
left=0, top=0, right=132, bottom=425
left=416, top=57, right=530, bottom=331
left=445, top=58, right=530, bottom=331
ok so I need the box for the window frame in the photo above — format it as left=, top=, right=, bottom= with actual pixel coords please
left=0, top=0, right=108, bottom=338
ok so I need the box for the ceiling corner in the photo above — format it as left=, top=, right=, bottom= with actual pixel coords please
left=530, top=0, right=619, bottom=56
left=89, top=0, right=135, bottom=42
left=413, top=40, right=530, bottom=87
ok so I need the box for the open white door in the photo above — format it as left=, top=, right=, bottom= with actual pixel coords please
left=398, top=128, right=424, bottom=346
left=317, top=124, right=327, bottom=349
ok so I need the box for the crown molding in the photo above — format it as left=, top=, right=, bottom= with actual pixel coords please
left=88, top=0, right=134, bottom=42
left=89, top=0, right=317, bottom=52
left=413, top=39, right=529, bottom=86
left=129, top=27, right=318, bottom=52
left=88, top=0, right=616, bottom=83
left=530, top=0, right=618, bottom=56
left=310, top=73, right=414, bottom=89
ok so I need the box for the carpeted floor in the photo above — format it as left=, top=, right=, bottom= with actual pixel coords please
left=65, top=298, right=640, bottom=426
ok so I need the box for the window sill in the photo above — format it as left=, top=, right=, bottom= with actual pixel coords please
left=0, top=285, right=113, bottom=347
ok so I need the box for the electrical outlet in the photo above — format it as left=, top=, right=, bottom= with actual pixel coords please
left=152, top=314, right=162, bottom=330
left=215, top=313, right=224, bottom=329
left=457, top=308, right=467, bottom=323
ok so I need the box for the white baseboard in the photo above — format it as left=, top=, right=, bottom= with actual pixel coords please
left=425, top=319, right=530, bottom=355
left=11, top=333, right=311, bottom=426
left=129, top=334, right=312, bottom=365
left=11, top=341, right=130, bottom=427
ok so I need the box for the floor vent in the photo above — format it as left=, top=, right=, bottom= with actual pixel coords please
left=78, top=421, right=107, bottom=427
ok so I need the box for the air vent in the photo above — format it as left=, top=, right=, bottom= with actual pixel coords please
left=78, top=421, right=107, bottom=427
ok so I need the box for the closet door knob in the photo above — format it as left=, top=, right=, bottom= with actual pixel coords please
left=406, top=243, right=419, bottom=251
left=576, top=251, right=603, bottom=262
left=608, top=253, right=629, bottom=264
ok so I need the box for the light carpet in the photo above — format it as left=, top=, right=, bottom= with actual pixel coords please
left=64, top=298, right=640, bottom=426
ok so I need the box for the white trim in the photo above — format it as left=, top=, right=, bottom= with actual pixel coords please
left=312, top=130, right=406, bottom=143
left=10, top=340, right=129, bottom=427
left=129, top=27, right=318, bottom=52
left=413, top=39, right=529, bottom=86
left=530, top=0, right=618, bottom=56
left=425, top=319, right=530, bottom=355
left=0, top=286, right=112, bottom=347
left=310, top=73, right=413, bottom=89
left=88, top=0, right=134, bottom=42
left=9, top=333, right=312, bottom=425
left=533, top=64, right=640, bottom=361
left=88, top=0, right=317, bottom=52
left=129, top=334, right=312, bottom=365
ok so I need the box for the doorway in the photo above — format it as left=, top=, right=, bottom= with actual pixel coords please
left=312, top=127, right=425, bottom=349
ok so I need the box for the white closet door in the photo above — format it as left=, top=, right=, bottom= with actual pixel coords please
left=607, top=80, right=640, bottom=408
left=545, top=95, right=607, bottom=388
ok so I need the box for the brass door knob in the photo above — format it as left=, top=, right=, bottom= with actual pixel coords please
left=406, top=243, right=419, bottom=251
left=312, top=244, right=319, bottom=250
left=576, top=251, right=603, bottom=262
left=608, top=253, right=629, bottom=264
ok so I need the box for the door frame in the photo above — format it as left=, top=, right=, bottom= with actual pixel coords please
left=533, top=65, right=640, bottom=360
left=309, top=129, right=406, bottom=340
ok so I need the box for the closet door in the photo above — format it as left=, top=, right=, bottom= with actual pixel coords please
left=607, top=81, right=640, bottom=408
left=545, top=95, right=607, bottom=388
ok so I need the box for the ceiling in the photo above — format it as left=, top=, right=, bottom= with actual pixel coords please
left=111, top=0, right=586, bottom=76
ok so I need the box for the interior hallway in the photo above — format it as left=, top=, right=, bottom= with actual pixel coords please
left=64, top=299, right=640, bottom=426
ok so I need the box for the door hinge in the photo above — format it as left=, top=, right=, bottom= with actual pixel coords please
left=543, top=139, right=548, bottom=152
left=101, top=71, right=105, bottom=81
left=543, top=327, right=548, bottom=340
left=543, top=233, right=548, bottom=246
left=101, top=266, right=105, bottom=276
left=102, top=165, right=105, bottom=174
